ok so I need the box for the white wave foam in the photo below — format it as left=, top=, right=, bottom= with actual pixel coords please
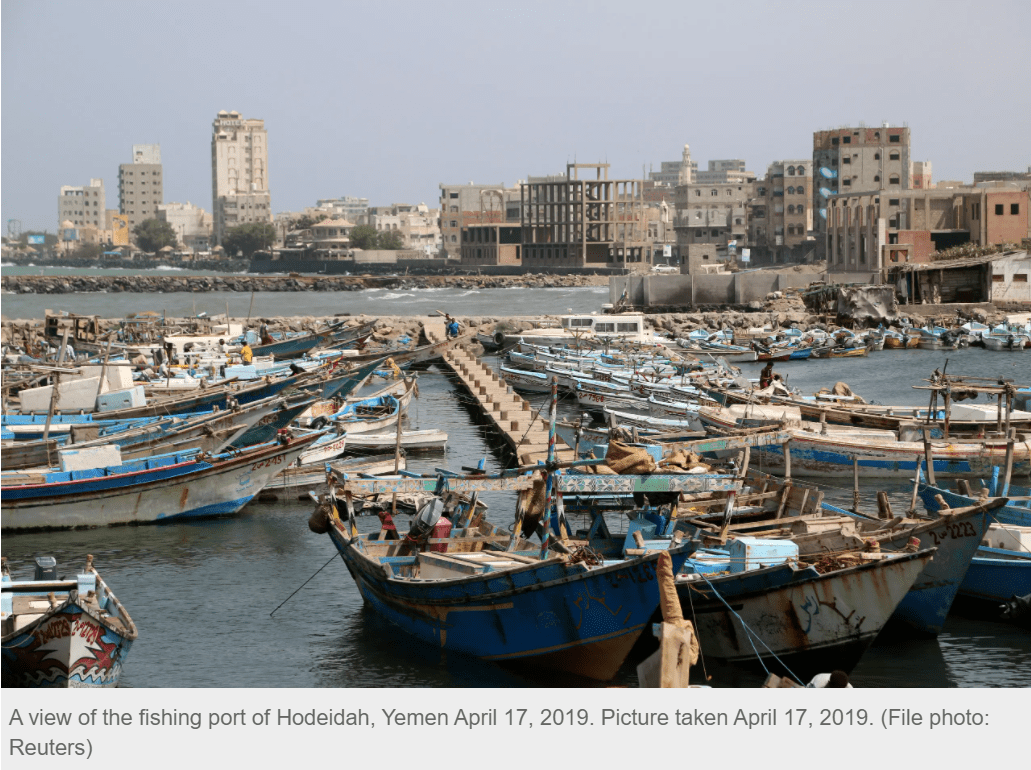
left=153, top=265, right=184, bottom=271
left=455, top=289, right=480, bottom=297
left=378, top=292, right=415, bottom=300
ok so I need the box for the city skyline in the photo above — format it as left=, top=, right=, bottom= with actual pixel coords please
left=2, top=0, right=1029, bottom=233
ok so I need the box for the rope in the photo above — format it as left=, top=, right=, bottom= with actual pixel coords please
left=692, top=570, right=805, bottom=683
left=269, top=551, right=339, bottom=616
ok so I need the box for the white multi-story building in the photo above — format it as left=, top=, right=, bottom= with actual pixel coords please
left=119, top=144, right=164, bottom=232
left=211, top=111, right=271, bottom=245
left=58, top=179, right=105, bottom=230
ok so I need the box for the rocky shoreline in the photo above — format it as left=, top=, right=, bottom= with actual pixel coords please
left=0, top=273, right=608, bottom=295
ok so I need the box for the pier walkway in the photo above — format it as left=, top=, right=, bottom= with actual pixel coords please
left=423, top=321, right=571, bottom=465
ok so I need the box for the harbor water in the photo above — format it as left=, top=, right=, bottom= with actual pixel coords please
left=2, top=285, right=1029, bottom=687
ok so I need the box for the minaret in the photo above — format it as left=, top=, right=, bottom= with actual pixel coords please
left=678, top=144, right=693, bottom=185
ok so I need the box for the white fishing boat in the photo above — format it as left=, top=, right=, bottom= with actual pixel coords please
left=345, top=429, right=448, bottom=452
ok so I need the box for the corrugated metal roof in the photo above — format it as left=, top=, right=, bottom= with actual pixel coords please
left=886, top=249, right=1025, bottom=273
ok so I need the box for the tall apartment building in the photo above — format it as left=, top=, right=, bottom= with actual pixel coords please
left=211, top=111, right=271, bottom=245
left=118, top=144, right=164, bottom=234
left=521, top=163, right=649, bottom=269
left=438, top=182, right=519, bottom=258
left=813, top=125, right=911, bottom=255
left=58, top=179, right=105, bottom=230
left=749, top=161, right=813, bottom=262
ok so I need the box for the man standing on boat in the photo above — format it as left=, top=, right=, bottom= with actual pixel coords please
left=241, top=340, right=253, bottom=365
left=759, top=361, right=775, bottom=389
left=445, top=314, right=461, bottom=340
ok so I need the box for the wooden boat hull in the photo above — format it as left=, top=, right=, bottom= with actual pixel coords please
left=329, top=520, right=695, bottom=681
left=1, top=434, right=320, bottom=530
left=345, top=430, right=448, bottom=451
left=2, top=567, right=137, bottom=688
left=677, top=551, right=933, bottom=678
left=822, top=502, right=989, bottom=635
left=751, top=432, right=1031, bottom=479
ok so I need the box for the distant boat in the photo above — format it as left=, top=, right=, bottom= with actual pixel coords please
left=2, top=555, right=138, bottom=688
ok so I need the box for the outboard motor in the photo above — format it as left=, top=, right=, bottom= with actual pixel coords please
left=407, top=498, right=445, bottom=543
left=34, top=556, right=57, bottom=581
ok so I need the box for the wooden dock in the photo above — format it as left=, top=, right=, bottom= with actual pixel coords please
left=424, top=322, right=571, bottom=464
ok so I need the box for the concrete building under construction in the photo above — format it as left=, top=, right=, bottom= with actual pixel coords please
left=521, top=163, right=649, bottom=270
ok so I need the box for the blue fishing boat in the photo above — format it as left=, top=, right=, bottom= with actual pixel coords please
left=316, top=467, right=736, bottom=680
left=2, top=555, right=137, bottom=688
left=1, top=430, right=324, bottom=531
left=919, top=480, right=1031, bottom=617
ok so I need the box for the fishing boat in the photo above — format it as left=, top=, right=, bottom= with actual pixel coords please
left=675, top=547, right=935, bottom=678
left=2, top=555, right=137, bottom=688
left=672, top=469, right=995, bottom=637
left=313, top=386, right=745, bottom=681
left=500, top=312, right=671, bottom=349
left=918, top=480, right=1031, bottom=620
left=325, top=395, right=401, bottom=435
left=259, top=453, right=407, bottom=501
left=345, top=429, right=448, bottom=452
left=1, top=431, right=324, bottom=531
left=699, top=405, right=1031, bottom=479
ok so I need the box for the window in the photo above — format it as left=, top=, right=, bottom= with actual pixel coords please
left=889, top=198, right=900, bottom=206
left=890, top=135, right=901, bottom=143
left=450, top=220, right=457, bottom=227
left=787, top=166, right=795, bottom=175
left=788, top=205, right=795, bottom=214
left=450, top=235, right=456, bottom=242
left=694, top=189, right=701, bottom=196
left=450, top=206, right=457, bottom=212
left=874, top=175, right=881, bottom=183
left=889, top=175, right=900, bottom=185
left=1015, top=274, right=1028, bottom=282
left=787, top=186, right=794, bottom=194
left=616, top=323, right=639, bottom=333
left=832, top=137, right=839, bottom=145
left=1012, top=203, right=1020, bottom=215
left=889, top=151, right=900, bottom=161
left=842, top=179, right=851, bottom=186
left=995, top=204, right=1004, bottom=215
left=594, top=322, right=615, bottom=332
left=843, top=136, right=851, bottom=144
left=842, top=156, right=851, bottom=164
left=710, top=189, right=718, bottom=196
left=449, top=192, right=458, bottom=199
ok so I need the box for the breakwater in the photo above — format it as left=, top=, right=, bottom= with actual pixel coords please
left=0, top=273, right=607, bottom=295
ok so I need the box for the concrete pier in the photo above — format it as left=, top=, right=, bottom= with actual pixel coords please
left=424, top=322, right=571, bottom=465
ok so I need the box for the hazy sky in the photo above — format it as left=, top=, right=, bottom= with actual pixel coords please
left=3, top=0, right=1029, bottom=233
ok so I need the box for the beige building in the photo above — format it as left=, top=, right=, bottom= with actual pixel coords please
left=438, top=182, right=520, bottom=258
left=460, top=224, right=522, bottom=265
left=749, top=160, right=814, bottom=262
left=118, top=144, right=164, bottom=233
left=211, top=111, right=271, bottom=245
left=157, top=202, right=212, bottom=253
left=58, top=179, right=106, bottom=231
left=813, top=125, right=911, bottom=255
left=673, top=177, right=754, bottom=254
left=521, top=163, right=649, bottom=270
left=826, top=184, right=1030, bottom=272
